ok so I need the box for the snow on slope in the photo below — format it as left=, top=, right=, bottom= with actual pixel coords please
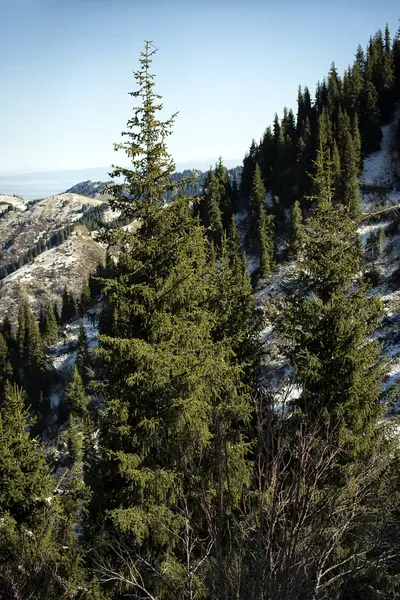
left=360, top=123, right=396, bottom=187
left=47, top=307, right=101, bottom=409
left=0, top=228, right=105, bottom=324
left=0, top=193, right=105, bottom=267
left=0, top=194, right=27, bottom=211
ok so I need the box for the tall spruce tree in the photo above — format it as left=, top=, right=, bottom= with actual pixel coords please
left=277, top=148, right=384, bottom=456
left=40, top=302, right=58, bottom=346
left=250, top=164, right=274, bottom=279
left=0, top=383, right=85, bottom=598
left=204, top=166, right=224, bottom=244
left=288, top=199, right=303, bottom=258
left=337, top=108, right=362, bottom=217
left=88, top=42, right=253, bottom=598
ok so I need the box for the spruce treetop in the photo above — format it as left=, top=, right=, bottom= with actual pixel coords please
left=107, top=41, right=181, bottom=219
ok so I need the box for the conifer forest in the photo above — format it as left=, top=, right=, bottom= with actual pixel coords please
left=3, top=22, right=400, bottom=600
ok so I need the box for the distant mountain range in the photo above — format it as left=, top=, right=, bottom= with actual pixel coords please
left=64, top=167, right=243, bottom=199
left=0, top=161, right=242, bottom=200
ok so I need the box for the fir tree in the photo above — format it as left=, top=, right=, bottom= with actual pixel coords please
left=0, top=383, right=84, bottom=598
left=65, top=366, right=88, bottom=420
left=378, top=226, right=386, bottom=255
left=351, top=112, right=363, bottom=174
left=61, top=287, right=77, bottom=323
left=250, top=164, right=274, bottom=279
left=204, top=166, right=223, bottom=243
left=76, top=321, right=89, bottom=380
left=277, top=148, right=385, bottom=456
left=365, top=231, right=378, bottom=261
left=359, top=80, right=382, bottom=153
left=79, top=279, right=91, bottom=316
left=337, top=110, right=362, bottom=218
left=214, top=156, right=233, bottom=230
left=40, top=302, right=58, bottom=346
left=288, top=199, right=303, bottom=258
left=88, top=43, right=253, bottom=598
left=0, top=332, right=12, bottom=393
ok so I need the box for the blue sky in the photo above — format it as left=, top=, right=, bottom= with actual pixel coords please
left=0, top=0, right=399, bottom=175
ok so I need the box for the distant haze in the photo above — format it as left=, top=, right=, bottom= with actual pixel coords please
left=0, top=160, right=241, bottom=200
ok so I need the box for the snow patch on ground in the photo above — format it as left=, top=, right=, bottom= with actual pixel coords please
left=357, top=221, right=392, bottom=246
left=360, top=123, right=396, bottom=187
left=46, top=309, right=100, bottom=408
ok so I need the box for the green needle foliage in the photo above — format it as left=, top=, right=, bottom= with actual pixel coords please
left=88, top=42, right=254, bottom=598
left=278, top=147, right=385, bottom=456
left=250, top=164, right=274, bottom=279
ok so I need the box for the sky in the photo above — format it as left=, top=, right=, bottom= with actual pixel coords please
left=0, top=0, right=399, bottom=175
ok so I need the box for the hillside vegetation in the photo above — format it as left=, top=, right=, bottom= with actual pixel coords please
left=1, top=26, right=400, bottom=600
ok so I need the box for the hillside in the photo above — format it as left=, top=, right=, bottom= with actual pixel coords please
left=0, top=193, right=27, bottom=211
left=0, top=227, right=105, bottom=324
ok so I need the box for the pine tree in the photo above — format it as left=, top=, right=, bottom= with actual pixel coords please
left=393, top=25, right=400, bottom=99
left=79, top=279, right=91, bottom=316
left=76, top=321, right=89, bottom=380
left=40, top=302, right=58, bottom=346
left=0, top=332, right=12, bottom=393
left=204, top=167, right=223, bottom=244
left=277, top=148, right=384, bottom=456
left=351, top=112, right=363, bottom=174
left=16, top=302, right=47, bottom=409
left=61, top=287, right=77, bottom=323
left=65, top=366, right=88, bottom=420
left=332, top=139, right=341, bottom=192
left=0, top=383, right=85, bottom=598
left=239, top=139, right=258, bottom=209
left=288, top=200, right=303, bottom=258
left=337, top=109, right=362, bottom=218
left=88, top=43, right=253, bottom=597
left=378, top=226, right=386, bottom=255
left=380, top=23, right=395, bottom=121
left=211, top=216, right=257, bottom=370
left=365, top=231, right=378, bottom=261
left=214, top=156, right=233, bottom=230
left=250, top=164, right=274, bottom=279
left=230, top=172, right=239, bottom=213
left=359, top=80, right=382, bottom=153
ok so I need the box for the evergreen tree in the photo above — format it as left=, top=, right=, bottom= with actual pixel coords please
left=79, top=279, right=91, bottom=316
left=0, top=383, right=84, bottom=598
left=230, top=171, right=240, bottom=213
left=76, top=321, right=89, bottom=380
left=250, top=164, right=274, bottom=278
left=204, top=167, right=223, bottom=244
left=351, top=112, right=363, bottom=174
left=277, top=148, right=384, bottom=456
left=16, top=302, right=47, bottom=409
left=337, top=110, right=362, bottom=218
left=0, top=332, right=12, bottom=393
left=88, top=43, right=253, bottom=598
left=288, top=199, right=303, bottom=258
left=214, top=156, right=233, bottom=230
left=359, top=80, right=382, bottom=153
left=239, top=139, right=258, bottom=209
left=65, top=366, right=88, bottom=420
left=365, top=231, right=378, bottom=261
left=40, top=302, right=58, bottom=346
left=61, top=287, right=77, bottom=323
left=378, top=226, right=386, bottom=255
left=332, top=139, right=341, bottom=192
left=211, top=217, right=257, bottom=371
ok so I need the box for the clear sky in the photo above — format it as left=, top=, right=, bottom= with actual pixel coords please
left=0, top=0, right=399, bottom=175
